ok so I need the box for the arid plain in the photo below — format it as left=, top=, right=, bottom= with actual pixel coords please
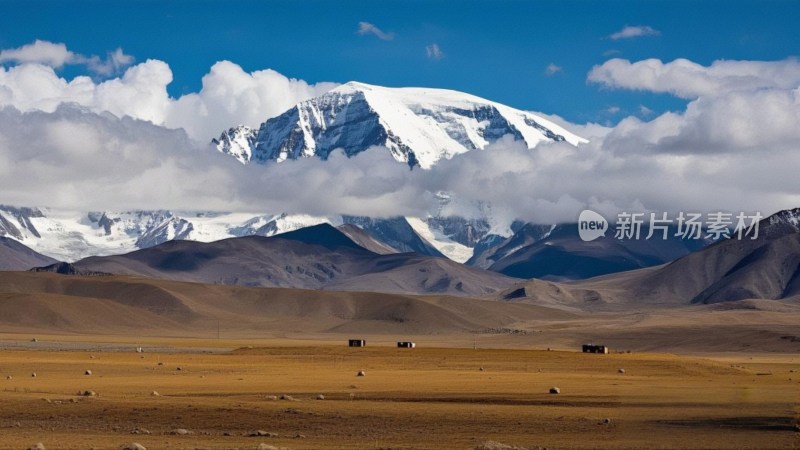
left=0, top=270, right=799, bottom=449
left=0, top=340, right=798, bottom=449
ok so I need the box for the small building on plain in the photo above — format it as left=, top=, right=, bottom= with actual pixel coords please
left=348, top=339, right=366, bottom=347
left=397, top=341, right=416, bottom=348
left=582, top=344, right=609, bottom=354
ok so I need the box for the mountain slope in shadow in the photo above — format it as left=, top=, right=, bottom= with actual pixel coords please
left=501, top=209, right=800, bottom=309
left=72, top=224, right=519, bottom=297
left=0, top=236, right=58, bottom=271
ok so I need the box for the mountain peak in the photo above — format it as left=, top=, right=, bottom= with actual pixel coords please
left=333, top=80, right=378, bottom=92
left=271, top=223, right=373, bottom=253
left=214, top=82, right=587, bottom=169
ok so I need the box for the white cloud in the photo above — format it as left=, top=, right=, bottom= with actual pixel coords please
left=0, top=40, right=74, bottom=68
left=606, top=106, right=621, bottom=115
left=0, top=105, right=238, bottom=211
left=552, top=57, right=800, bottom=218
left=608, top=25, right=660, bottom=40
left=240, top=148, right=432, bottom=217
left=0, top=59, right=172, bottom=124
left=82, top=48, right=136, bottom=76
left=2, top=96, right=798, bottom=225
left=425, top=43, right=444, bottom=61
left=0, top=57, right=337, bottom=142
left=610, top=86, right=800, bottom=153
left=166, top=61, right=338, bottom=141
left=639, top=105, right=654, bottom=116
left=544, top=63, right=562, bottom=76
left=357, top=22, right=395, bottom=41
left=0, top=40, right=134, bottom=76
left=0, top=105, right=431, bottom=215
left=588, top=57, right=800, bottom=98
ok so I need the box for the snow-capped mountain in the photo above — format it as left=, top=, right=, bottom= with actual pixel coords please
left=214, top=81, right=587, bottom=169
left=763, top=207, right=800, bottom=235
left=214, top=125, right=256, bottom=164
left=0, top=205, right=333, bottom=262
left=0, top=204, right=489, bottom=263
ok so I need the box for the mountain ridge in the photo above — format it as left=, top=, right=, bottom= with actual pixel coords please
left=0, top=206, right=472, bottom=263
left=501, top=208, right=800, bottom=308
left=70, top=223, right=519, bottom=297
left=0, top=236, right=57, bottom=271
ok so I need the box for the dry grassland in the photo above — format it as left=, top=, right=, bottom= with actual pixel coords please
left=0, top=338, right=798, bottom=449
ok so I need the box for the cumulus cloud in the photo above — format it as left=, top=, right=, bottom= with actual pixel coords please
left=604, top=86, right=800, bottom=154
left=425, top=43, right=444, bottom=61
left=240, top=148, right=432, bottom=217
left=588, top=57, right=800, bottom=98
left=2, top=99, right=797, bottom=226
left=0, top=40, right=74, bottom=67
left=166, top=61, right=338, bottom=141
left=560, top=57, right=800, bottom=219
left=82, top=48, right=136, bottom=76
left=0, top=105, right=431, bottom=215
left=544, top=63, right=562, bottom=76
left=0, top=39, right=134, bottom=76
left=0, top=56, right=337, bottom=141
left=0, top=105, right=239, bottom=211
left=357, top=22, right=395, bottom=41
left=608, top=25, right=660, bottom=40
left=0, top=59, right=171, bottom=124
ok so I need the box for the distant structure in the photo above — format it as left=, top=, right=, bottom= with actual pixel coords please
left=348, top=339, right=366, bottom=347
left=582, top=344, right=609, bottom=354
left=397, top=341, right=416, bottom=348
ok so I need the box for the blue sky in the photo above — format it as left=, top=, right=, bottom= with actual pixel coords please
left=2, top=0, right=798, bottom=125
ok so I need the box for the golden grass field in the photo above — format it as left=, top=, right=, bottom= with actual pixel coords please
left=0, top=335, right=798, bottom=449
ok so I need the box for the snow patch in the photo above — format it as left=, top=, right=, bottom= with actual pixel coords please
left=405, top=216, right=474, bottom=263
